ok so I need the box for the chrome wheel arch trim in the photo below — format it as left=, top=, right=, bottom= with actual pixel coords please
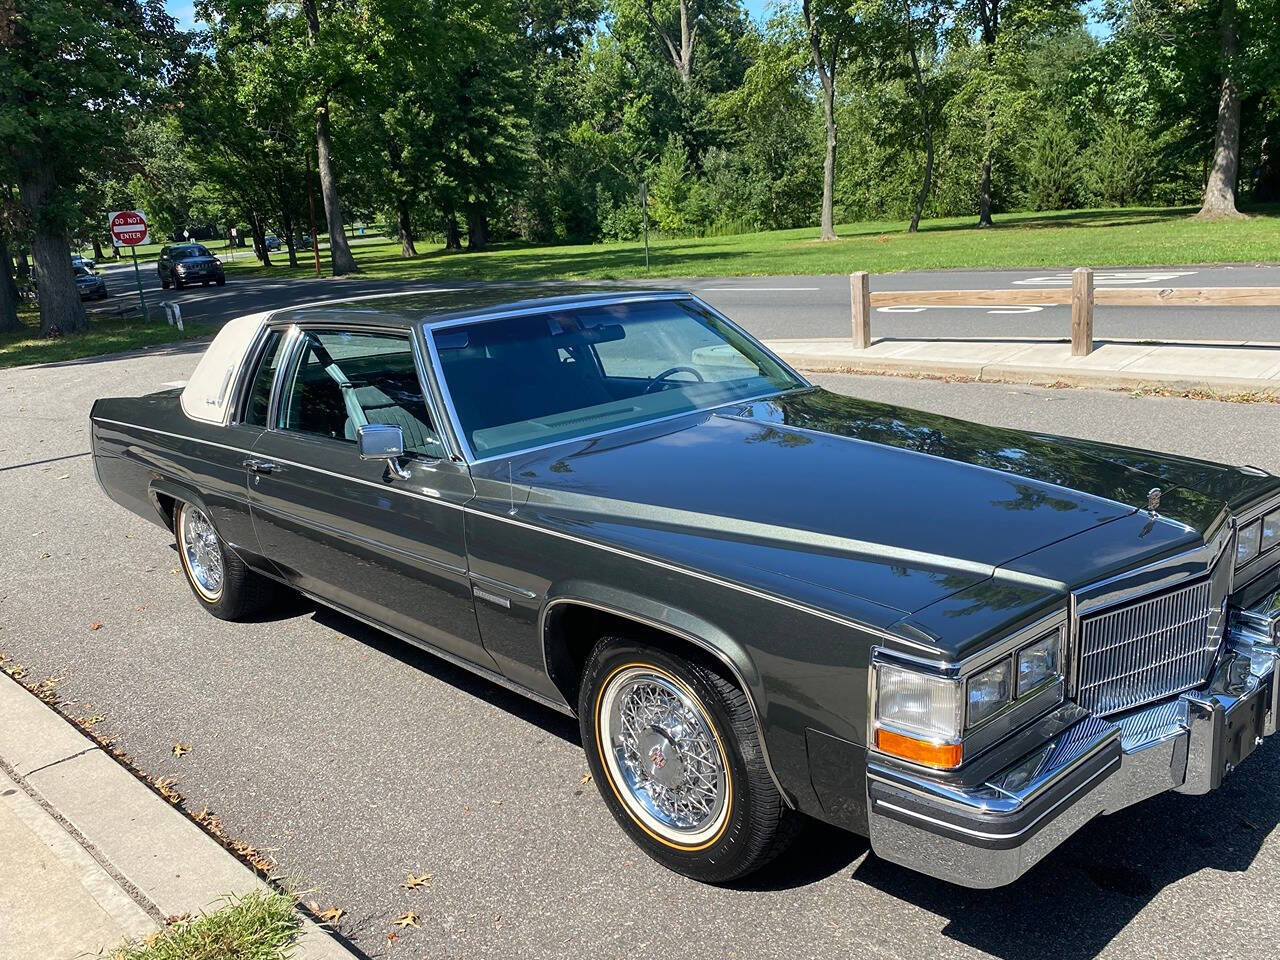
left=537, top=594, right=795, bottom=809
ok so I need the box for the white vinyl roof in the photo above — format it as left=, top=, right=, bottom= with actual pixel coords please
left=180, top=312, right=269, bottom=424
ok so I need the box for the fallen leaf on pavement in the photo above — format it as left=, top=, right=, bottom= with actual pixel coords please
left=393, top=911, right=420, bottom=929
left=90, top=622, right=102, bottom=631
left=401, top=873, right=432, bottom=890
left=579, top=773, right=592, bottom=785
left=172, top=743, right=192, bottom=757
left=316, top=906, right=344, bottom=925
left=154, top=777, right=183, bottom=803
left=386, top=930, right=399, bottom=945
left=82, top=714, right=106, bottom=725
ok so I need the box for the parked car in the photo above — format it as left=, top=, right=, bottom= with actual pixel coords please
left=90, top=290, right=1280, bottom=887
left=74, top=265, right=108, bottom=300
left=263, top=234, right=281, bottom=252
left=297, top=234, right=313, bottom=251
left=72, top=255, right=97, bottom=272
left=157, top=244, right=226, bottom=290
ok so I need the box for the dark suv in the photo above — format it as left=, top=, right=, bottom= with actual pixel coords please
left=157, top=244, right=226, bottom=290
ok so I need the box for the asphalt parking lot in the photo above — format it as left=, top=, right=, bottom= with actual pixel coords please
left=3, top=346, right=1280, bottom=959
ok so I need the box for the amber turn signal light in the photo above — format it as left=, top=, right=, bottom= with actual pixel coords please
left=875, top=728, right=963, bottom=769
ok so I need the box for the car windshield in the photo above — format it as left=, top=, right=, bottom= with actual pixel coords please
left=74, top=266, right=91, bottom=278
left=431, top=298, right=805, bottom=460
left=175, top=245, right=211, bottom=258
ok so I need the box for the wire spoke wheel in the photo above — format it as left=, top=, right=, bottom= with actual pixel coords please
left=179, top=504, right=224, bottom=602
left=598, top=666, right=730, bottom=847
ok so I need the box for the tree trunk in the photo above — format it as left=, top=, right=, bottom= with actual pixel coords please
left=0, top=229, right=20, bottom=332
left=975, top=0, right=999, bottom=227
left=15, top=160, right=87, bottom=335
left=644, top=0, right=696, bottom=83
left=905, top=0, right=933, bottom=233
left=17, top=248, right=31, bottom=278
left=803, top=1, right=838, bottom=241
left=250, top=212, right=272, bottom=267
left=1198, top=0, right=1245, bottom=218
left=977, top=142, right=994, bottom=227
left=90, top=236, right=105, bottom=262
left=282, top=206, right=299, bottom=268
left=397, top=198, right=417, bottom=257
left=466, top=206, right=488, bottom=251
left=301, top=0, right=359, bottom=275
left=444, top=212, right=462, bottom=251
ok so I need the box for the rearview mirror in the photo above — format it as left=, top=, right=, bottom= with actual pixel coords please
left=356, top=423, right=411, bottom=480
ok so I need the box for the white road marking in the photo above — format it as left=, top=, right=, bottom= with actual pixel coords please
left=1012, top=271, right=1197, bottom=286
left=877, top=305, right=1044, bottom=314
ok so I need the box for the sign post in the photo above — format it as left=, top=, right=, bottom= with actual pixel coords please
left=108, top=210, right=151, bottom=319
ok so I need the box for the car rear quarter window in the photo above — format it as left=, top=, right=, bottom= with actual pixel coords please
left=243, top=331, right=283, bottom=427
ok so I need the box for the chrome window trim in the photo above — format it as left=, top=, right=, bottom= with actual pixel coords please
left=419, top=292, right=811, bottom=465
left=264, top=322, right=448, bottom=460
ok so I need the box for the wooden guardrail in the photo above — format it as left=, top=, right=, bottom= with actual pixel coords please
left=849, top=267, right=1280, bottom=357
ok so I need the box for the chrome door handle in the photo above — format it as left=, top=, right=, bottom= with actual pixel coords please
left=243, top=458, right=280, bottom=474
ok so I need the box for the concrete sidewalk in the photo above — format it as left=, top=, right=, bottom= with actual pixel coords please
left=0, top=675, right=353, bottom=960
left=765, top=336, right=1280, bottom=395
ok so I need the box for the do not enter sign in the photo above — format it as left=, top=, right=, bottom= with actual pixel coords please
left=108, top=210, right=150, bottom=247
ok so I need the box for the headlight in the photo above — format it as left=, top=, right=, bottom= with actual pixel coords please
left=1262, top=509, right=1280, bottom=554
left=175, top=264, right=187, bottom=272
left=873, top=663, right=962, bottom=769
left=967, top=658, right=1011, bottom=726
left=1016, top=627, right=1063, bottom=697
left=1237, top=519, right=1262, bottom=566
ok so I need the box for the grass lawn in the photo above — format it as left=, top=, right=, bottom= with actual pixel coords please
left=0, top=306, right=202, bottom=369
left=112, top=891, right=300, bottom=960
left=226, top=204, right=1280, bottom=284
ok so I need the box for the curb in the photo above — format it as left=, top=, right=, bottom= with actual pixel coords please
left=0, top=673, right=356, bottom=959
left=772, top=351, right=1280, bottom=398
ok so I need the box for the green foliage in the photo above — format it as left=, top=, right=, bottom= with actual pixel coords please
left=111, top=891, right=300, bottom=960
left=1085, top=120, right=1158, bottom=206
left=1022, top=114, right=1081, bottom=210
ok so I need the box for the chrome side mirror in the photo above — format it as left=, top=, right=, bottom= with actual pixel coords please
left=356, top=423, right=411, bottom=480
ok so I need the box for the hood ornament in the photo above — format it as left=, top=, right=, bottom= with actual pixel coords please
left=1146, top=487, right=1162, bottom=516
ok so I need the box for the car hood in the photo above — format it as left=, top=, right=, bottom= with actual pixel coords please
left=176, top=257, right=220, bottom=267
left=480, top=389, right=1276, bottom=630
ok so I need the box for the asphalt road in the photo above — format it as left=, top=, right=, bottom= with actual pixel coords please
left=91, top=260, right=1280, bottom=343
left=3, top=349, right=1280, bottom=959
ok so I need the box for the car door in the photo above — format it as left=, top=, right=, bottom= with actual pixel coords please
left=247, top=324, right=491, bottom=667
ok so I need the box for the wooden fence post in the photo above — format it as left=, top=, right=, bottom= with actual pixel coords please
left=851, top=271, right=871, bottom=349
left=1071, top=267, right=1094, bottom=356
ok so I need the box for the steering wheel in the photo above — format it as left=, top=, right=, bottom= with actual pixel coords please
left=644, top=365, right=705, bottom=394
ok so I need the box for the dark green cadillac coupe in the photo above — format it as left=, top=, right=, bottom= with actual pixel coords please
left=91, top=289, right=1280, bottom=887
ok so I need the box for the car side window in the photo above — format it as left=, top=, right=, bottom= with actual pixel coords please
left=242, top=331, right=283, bottom=427
left=278, top=330, right=444, bottom=458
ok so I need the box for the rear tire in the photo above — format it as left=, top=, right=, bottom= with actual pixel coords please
left=174, top=502, right=275, bottom=621
left=579, top=636, right=798, bottom=883
left=173, top=275, right=184, bottom=290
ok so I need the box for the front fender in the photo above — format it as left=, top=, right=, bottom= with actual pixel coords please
left=539, top=580, right=793, bottom=807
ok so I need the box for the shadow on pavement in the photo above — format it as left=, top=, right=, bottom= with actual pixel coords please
left=852, top=735, right=1280, bottom=959
left=308, top=603, right=580, bottom=746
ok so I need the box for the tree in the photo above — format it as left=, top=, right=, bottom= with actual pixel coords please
left=1198, top=0, right=1244, bottom=217
left=0, top=206, right=20, bottom=332
left=298, top=0, right=358, bottom=272
left=803, top=0, right=854, bottom=240
left=643, top=0, right=698, bottom=82
left=1, top=0, right=180, bottom=335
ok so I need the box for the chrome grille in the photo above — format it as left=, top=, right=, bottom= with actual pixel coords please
left=1076, top=579, right=1218, bottom=716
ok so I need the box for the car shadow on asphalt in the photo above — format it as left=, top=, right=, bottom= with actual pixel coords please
left=307, top=603, right=581, bottom=745
left=849, top=735, right=1280, bottom=959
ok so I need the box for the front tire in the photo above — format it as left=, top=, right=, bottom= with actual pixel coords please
left=174, top=502, right=274, bottom=620
left=579, top=636, right=797, bottom=883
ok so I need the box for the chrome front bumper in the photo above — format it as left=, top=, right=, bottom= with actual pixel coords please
left=867, top=615, right=1280, bottom=889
